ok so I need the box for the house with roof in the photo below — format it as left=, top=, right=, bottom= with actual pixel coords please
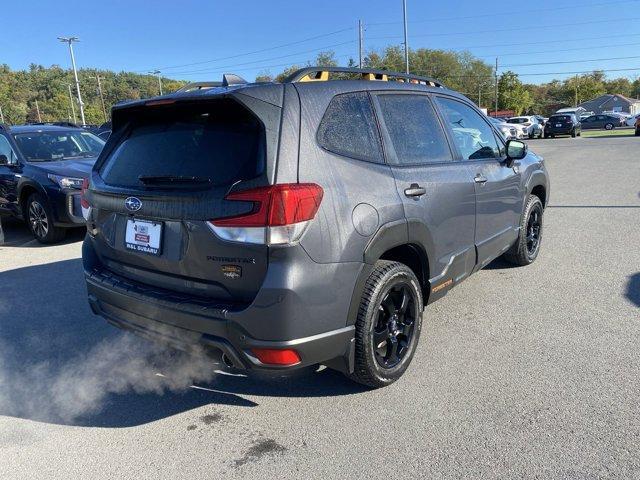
left=578, top=94, right=640, bottom=115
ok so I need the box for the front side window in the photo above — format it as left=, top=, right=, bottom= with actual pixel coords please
left=376, top=94, right=452, bottom=165
left=317, top=92, right=383, bottom=163
left=435, top=97, right=501, bottom=160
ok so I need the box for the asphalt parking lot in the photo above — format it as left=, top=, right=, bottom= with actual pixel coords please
left=0, top=134, right=638, bottom=479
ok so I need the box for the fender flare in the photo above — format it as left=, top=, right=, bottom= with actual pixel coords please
left=525, top=169, right=549, bottom=207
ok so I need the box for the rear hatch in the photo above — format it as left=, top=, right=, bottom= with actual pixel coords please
left=87, top=94, right=281, bottom=304
left=549, top=115, right=573, bottom=127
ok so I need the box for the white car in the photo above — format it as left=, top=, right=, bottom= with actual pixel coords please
left=626, top=113, right=640, bottom=127
left=506, top=116, right=544, bottom=139
left=489, top=117, right=517, bottom=140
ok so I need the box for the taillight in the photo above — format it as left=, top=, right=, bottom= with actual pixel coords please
left=207, top=183, right=323, bottom=245
left=80, top=178, right=89, bottom=208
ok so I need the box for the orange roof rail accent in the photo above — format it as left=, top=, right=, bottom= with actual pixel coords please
left=362, top=73, right=388, bottom=81
left=299, top=71, right=330, bottom=82
left=284, top=66, right=445, bottom=88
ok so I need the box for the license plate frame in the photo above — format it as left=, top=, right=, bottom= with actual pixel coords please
left=125, top=218, right=163, bottom=256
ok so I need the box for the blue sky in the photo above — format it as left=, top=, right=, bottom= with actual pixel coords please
left=2, top=0, right=640, bottom=84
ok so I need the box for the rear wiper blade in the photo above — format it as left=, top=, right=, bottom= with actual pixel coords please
left=138, top=175, right=212, bottom=185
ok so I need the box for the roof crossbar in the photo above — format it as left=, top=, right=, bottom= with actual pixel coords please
left=284, top=67, right=445, bottom=88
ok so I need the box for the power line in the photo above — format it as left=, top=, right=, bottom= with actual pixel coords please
left=172, top=54, right=354, bottom=78
left=474, top=41, right=640, bottom=59
left=157, top=41, right=356, bottom=76
left=368, top=16, right=640, bottom=40
left=502, top=55, right=640, bottom=68
left=139, top=26, right=354, bottom=72
left=366, top=0, right=639, bottom=25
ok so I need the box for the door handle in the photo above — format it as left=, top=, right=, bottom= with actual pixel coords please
left=474, top=174, right=488, bottom=184
left=404, top=183, right=427, bottom=198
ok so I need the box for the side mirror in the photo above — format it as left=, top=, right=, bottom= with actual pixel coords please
left=0, top=154, right=8, bottom=166
left=506, top=139, right=528, bottom=161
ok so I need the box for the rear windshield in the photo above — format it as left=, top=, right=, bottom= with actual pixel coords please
left=507, top=118, right=527, bottom=124
left=549, top=115, right=572, bottom=122
left=99, top=100, right=265, bottom=188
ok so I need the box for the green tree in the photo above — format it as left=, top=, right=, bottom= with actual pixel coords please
left=498, top=71, right=533, bottom=115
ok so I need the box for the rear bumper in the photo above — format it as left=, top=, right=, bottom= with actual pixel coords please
left=83, top=237, right=359, bottom=373
left=545, top=127, right=575, bottom=135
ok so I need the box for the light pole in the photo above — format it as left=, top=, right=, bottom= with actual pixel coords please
left=402, top=0, right=409, bottom=74
left=68, top=84, right=77, bottom=124
left=0, top=105, right=4, bottom=124
left=58, top=36, right=86, bottom=125
left=150, top=70, right=163, bottom=95
left=90, top=75, right=108, bottom=122
left=358, top=20, right=364, bottom=69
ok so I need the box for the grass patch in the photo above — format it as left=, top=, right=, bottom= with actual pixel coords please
left=581, top=128, right=637, bottom=138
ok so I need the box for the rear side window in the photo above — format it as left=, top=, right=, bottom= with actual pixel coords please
left=377, top=94, right=452, bottom=165
left=317, top=92, right=383, bottom=163
left=99, top=99, right=265, bottom=188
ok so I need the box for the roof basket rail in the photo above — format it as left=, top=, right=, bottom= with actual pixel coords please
left=283, top=66, right=445, bottom=88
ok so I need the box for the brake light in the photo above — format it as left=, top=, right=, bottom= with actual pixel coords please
left=207, top=183, right=323, bottom=245
left=251, top=348, right=301, bottom=366
left=80, top=178, right=91, bottom=220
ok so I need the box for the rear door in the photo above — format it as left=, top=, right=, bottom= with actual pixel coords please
left=372, top=92, right=477, bottom=289
left=88, top=96, right=279, bottom=304
left=434, top=95, right=521, bottom=269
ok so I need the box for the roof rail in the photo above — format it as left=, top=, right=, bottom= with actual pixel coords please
left=0, top=123, right=8, bottom=131
left=284, top=67, right=445, bottom=88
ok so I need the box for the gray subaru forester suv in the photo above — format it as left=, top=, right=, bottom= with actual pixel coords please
left=82, top=67, right=549, bottom=388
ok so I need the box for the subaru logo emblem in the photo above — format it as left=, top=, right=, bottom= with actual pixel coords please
left=125, top=197, right=142, bottom=212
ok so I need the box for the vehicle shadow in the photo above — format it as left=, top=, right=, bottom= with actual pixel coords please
left=0, top=259, right=365, bottom=429
left=0, top=217, right=85, bottom=247
left=625, top=273, right=640, bottom=308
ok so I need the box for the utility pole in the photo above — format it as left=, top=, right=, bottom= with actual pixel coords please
left=0, top=105, right=4, bottom=124
left=90, top=75, right=108, bottom=122
left=402, top=0, right=409, bottom=74
left=150, top=70, right=163, bottom=95
left=58, top=36, right=86, bottom=125
left=35, top=100, right=42, bottom=122
left=68, top=84, right=77, bottom=124
left=358, top=20, right=364, bottom=69
left=574, top=74, right=579, bottom=107
left=494, top=57, right=499, bottom=115
left=478, top=83, right=482, bottom=108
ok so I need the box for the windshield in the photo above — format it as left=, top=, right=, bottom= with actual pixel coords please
left=14, top=131, right=105, bottom=161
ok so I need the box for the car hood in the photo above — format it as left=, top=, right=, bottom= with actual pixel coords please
left=33, top=157, right=97, bottom=178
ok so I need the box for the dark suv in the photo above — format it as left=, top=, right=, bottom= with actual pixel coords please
left=82, top=67, right=549, bottom=387
left=0, top=124, right=104, bottom=243
left=544, top=114, right=581, bottom=138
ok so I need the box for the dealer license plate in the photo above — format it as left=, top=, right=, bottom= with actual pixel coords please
left=125, top=218, right=163, bottom=256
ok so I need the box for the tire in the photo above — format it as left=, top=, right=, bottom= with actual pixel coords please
left=503, top=194, right=544, bottom=266
left=528, top=132, right=534, bottom=139
left=635, top=128, right=640, bottom=136
left=604, top=123, right=614, bottom=131
left=347, top=260, right=424, bottom=388
left=25, top=193, right=66, bottom=244
left=571, top=129, right=577, bottom=138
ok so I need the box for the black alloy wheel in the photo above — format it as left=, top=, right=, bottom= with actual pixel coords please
left=26, top=193, right=66, bottom=243
left=372, top=283, right=418, bottom=369
left=28, top=199, right=49, bottom=239
left=525, top=203, right=542, bottom=258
